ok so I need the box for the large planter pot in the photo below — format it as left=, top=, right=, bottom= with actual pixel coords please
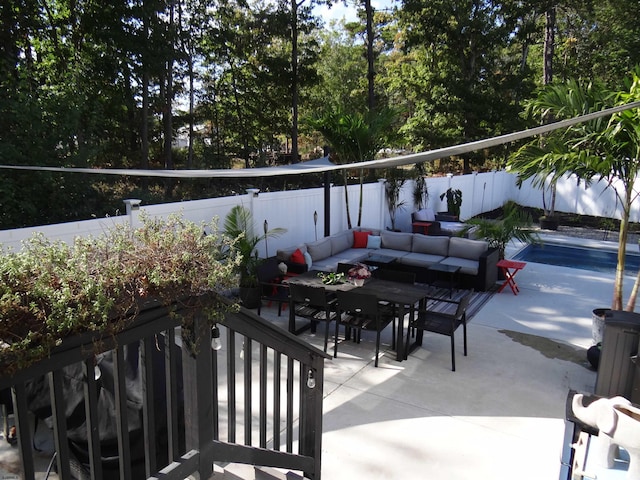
left=539, top=216, right=559, bottom=230
left=592, top=308, right=610, bottom=345
left=437, top=212, right=459, bottom=222
left=239, top=286, right=261, bottom=309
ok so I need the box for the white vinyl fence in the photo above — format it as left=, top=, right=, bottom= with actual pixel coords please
left=1, top=170, right=639, bottom=253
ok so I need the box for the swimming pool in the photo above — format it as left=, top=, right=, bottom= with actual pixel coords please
left=513, top=242, right=640, bottom=275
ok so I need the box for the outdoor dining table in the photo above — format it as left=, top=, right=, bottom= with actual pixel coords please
left=285, top=270, right=430, bottom=361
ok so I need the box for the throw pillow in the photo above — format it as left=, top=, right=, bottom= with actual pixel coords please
left=303, top=251, right=313, bottom=270
left=290, top=248, right=305, bottom=265
left=366, top=235, right=381, bottom=249
left=353, top=230, right=371, bottom=248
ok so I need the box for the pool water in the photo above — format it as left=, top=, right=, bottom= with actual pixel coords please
left=513, top=243, right=640, bottom=275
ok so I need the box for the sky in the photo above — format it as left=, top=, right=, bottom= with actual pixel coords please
left=314, top=0, right=398, bottom=26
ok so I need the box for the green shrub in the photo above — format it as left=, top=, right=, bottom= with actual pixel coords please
left=0, top=213, right=241, bottom=371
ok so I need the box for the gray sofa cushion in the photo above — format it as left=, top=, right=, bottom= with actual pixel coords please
left=380, top=231, right=413, bottom=251
left=312, top=248, right=366, bottom=272
left=447, top=237, right=488, bottom=261
left=399, top=252, right=445, bottom=268
left=439, top=256, right=480, bottom=276
left=412, top=235, right=449, bottom=256
left=307, top=237, right=333, bottom=262
left=277, top=244, right=307, bottom=262
left=331, top=230, right=353, bottom=255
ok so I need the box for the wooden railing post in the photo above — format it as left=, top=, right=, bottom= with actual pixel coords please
left=299, top=356, right=325, bottom=480
left=182, top=315, right=214, bottom=479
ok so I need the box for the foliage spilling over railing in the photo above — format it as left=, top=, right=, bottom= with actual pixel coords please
left=0, top=213, right=241, bottom=373
left=0, top=295, right=328, bottom=480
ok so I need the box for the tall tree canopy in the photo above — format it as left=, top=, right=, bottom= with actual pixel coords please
left=1, top=0, right=640, bottom=228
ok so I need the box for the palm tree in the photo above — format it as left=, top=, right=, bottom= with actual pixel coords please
left=222, top=205, right=286, bottom=288
left=305, top=107, right=397, bottom=228
left=508, top=70, right=640, bottom=311
left=466, top=201, right=539, bottom=260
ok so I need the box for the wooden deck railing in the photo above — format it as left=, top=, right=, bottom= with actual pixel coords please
left=0, top=295, right=329, bottom=480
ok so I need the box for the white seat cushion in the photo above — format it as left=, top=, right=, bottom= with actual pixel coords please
left=414, top=208, right=436, bottom=222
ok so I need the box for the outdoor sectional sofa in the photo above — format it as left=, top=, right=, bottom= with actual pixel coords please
left=276, top=228, right=499, bottom=292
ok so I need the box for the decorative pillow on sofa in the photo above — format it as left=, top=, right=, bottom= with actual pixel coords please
left=303, top=251, right=313, bottom=270
left=353, top=230, right=371, bottom=248
left=380, top=231, right=413, bottom=251
left=290, top=248, right=306, bottom=265
left=366, top=235, right=381, bottom=249
left=277, top=244, right=306, bottom=262
left=307, top=237, right=333, bottom=261
left=447, top=237, right=488, bottom=261
left=414, top=208, right=435, bottom=222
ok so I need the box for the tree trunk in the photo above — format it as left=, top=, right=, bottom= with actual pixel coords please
left=188, top=56, right=195, bottom=169
left=365, top=0, right=375, bottom=112
left=343, top=171, right=352, bottom=229
left=161, top=1, right=176, bottom=172
left=357, top=168, right=364, bottom=227
left=543, top=6, right=555, bottom=85
left=614, top=182, right=633, bottom=311
left=622, top=182, right=637, bottom=311
left=140, top=0, right=150, bottom=169
left=290, top=0, right=300, bottom=163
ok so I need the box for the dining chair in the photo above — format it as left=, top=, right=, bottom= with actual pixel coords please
left=334, top=290, right=396, bottom=367
left=373, top=269, right=415, bottom=284
left=374, top=269, right=416, bottom=345
left=256, top=257, right=289, bottom=317
left=288, top=283, right=337, bottom=353
left=409, top=290, right=473, bottom=371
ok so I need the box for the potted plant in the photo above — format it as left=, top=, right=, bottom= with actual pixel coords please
left=222, top=205, right=286, bottom=308
left=439, top=188, right=462, bottom=221
left=465, top=201, right=539, bottom=261
left=0, top=214, right=239, bottom=373
left=509, top=138, right=563, bottom=231
left=384, top=170, right=407, bottom=231
left=412, top=164, right=429, bottom=211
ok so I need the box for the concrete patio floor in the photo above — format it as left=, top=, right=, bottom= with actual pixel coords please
left=1, top=230, right=633, bottom=479
left=254, top=231, right=632, bottom=480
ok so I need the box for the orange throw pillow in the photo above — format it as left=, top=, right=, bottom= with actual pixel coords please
left=353, top=231, right=371, bottom=248
left=290, top=248, right=305, bottom=264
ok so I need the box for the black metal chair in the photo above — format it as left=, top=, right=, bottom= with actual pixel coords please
left=373, top=269, right=415, bottom=284
left=334, top=290, right=396, bottom=367
left=374, top=269, right=416, bottom=344
left=256, top=257, right=289, bottom=317
left=288, top=283, right=337, bottom=353
left=409, top=291, right=473, bottom=371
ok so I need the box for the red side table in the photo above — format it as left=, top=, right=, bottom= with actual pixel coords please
left=496, top=259, right=526, bottom=295
left=412, top=221, right=433, bottom=235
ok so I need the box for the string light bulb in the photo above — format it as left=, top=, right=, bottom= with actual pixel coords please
left=306, top=369, right=316, bottom=389
left=211, top=325, right=222, bottom=351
